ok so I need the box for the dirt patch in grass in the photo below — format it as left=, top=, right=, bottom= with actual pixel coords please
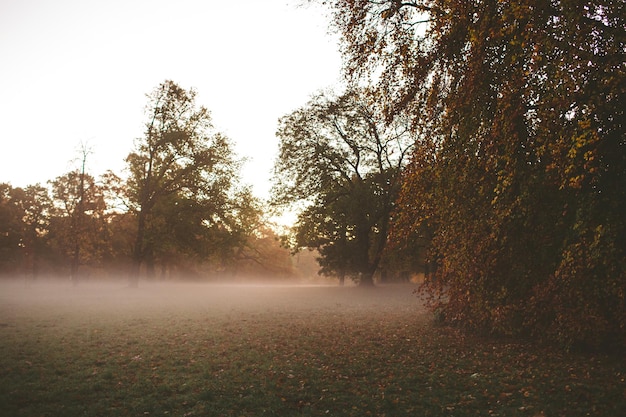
left=0, top=281, right=624, bottom=416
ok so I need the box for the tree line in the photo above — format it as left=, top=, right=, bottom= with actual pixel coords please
left=0, top=81, right=297, bottom=284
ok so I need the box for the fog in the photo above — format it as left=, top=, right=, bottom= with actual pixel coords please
left=0, top=279, right=426, bottom=327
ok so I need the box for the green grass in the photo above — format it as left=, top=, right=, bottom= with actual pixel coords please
left=0, top=282, right=624, bottom=416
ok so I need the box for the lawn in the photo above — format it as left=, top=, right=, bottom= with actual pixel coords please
left=0, top=281, right=624, bottom=416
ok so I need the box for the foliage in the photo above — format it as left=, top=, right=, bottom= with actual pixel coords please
left=0, top=79, right=291, bottom=282
left=328, top=0, right=625, bottom=348
left=228, top=224, right=296, bottom=279
left=0, top=183, right=51, bottom=276
left=0, top=184, right=23, bottom=272
left=272, top=89, right=414, bottom=285
left=48, top=171, right=110, bottom=281
left=124, top=80, right=244, bottom=285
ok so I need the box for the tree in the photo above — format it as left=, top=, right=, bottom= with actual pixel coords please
left=125, top=80, right=241, bottom=286
left=328, top=0, right=625, bottom=348
left=47, top=143, right=109, bottom=284
left=271, top=89, right=414, bottom=285
left=0, top=183, right=24, bottom=274
left=49, top=170, right=109, bottom=283
left=207, top=188, right=281, bottom=278
left=137, top=187, right=261, bottom=279
left=228, top=223, right=297, bottom=280
left=0, top=183, right=51, bottom=278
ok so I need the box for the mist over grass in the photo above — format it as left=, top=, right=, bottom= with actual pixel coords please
left=0, top=279, right=419, bottom=317
left=0, top=281, right=624, bottom=416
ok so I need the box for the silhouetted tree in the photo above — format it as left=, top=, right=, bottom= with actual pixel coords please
left=49, top=170, right=109, bottom=283
left=0, top=183, right=51, bottom=278
left=125, top=80, right=242, bottom=286
left=271, top=89, right=414, bottom=285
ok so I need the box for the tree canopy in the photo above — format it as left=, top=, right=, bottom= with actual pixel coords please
left=0, top=80, right=299, bottom=284
left=125, top=80, right=254, bottom=286
left=0, top=183, right=51, bottom=277
left=328, top=0, right=625, bottom=348
left=272, top=89, right=414, bottom=285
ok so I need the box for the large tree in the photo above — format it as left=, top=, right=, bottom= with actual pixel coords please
left=328, top=0, right=625, bottom=347
left=125, top=80, right=241, bottom=286
left=271, top=89, right=414, bottom=285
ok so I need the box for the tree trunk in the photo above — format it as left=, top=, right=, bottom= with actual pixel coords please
left=145, top=249, right=156, bottom=280
left=72, top=150, right=87, bottom=287
left=129, top=259, right=141, bottom=288
left=130, top=210, right=146, bottom=288
left=359, top=270, right=375, bottom=286
left=380, top=268, right=388, bottom=283
left=338, top=269, right=345, bottom=286
left=71, top=243, right=80, bottom=286
left=160, top=261, right=168, bottom=280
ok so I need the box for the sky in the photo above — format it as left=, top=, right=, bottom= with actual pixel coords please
left=0, top=0, right=343, bottom=199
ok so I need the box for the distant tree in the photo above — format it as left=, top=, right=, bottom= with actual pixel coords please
left=46, top=143, right=109, bottom=284
left=0, top=183, right=23, bottom=273
left=328, top=0, right=626, bottom=348
left=271, top=89, right=414, bottom=285
left=102, top=212, right=136, bottom=275
left=49, top=170, right=109, bottom=283
left=228, top=223, right=296, bottom=280
left=125, top=80, right=242, bottom=286
left=0, top=183, right=51, bottom=278
left=208, top=187, right=269, bottom=277
left=139, top=187, right=260, bottom=279
left=90, top=171, right=135, bottom=276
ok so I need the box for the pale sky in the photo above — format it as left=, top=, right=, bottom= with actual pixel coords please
left=0, top=0, right=342, bottom=199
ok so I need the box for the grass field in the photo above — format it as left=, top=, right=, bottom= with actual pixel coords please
left=0, top=281, right=624, bottom=416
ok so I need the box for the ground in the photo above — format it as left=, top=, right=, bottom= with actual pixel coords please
left=0, top=280, right=624, bottom=416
